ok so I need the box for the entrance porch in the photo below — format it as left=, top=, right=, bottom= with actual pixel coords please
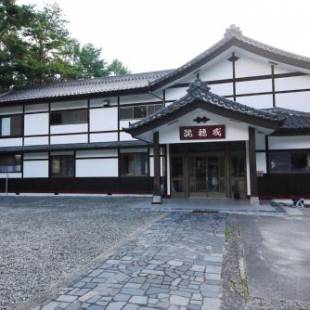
left=169, top=142, right=246, bottom=199
left=125, top=78, right=283, bottom=204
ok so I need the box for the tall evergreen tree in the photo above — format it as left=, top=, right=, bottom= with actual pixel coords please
left=75, top=43, right=109, bottom=79
left=0, top=0, right=34, bottom=90
left=108, top=59, right=130, bottom=76
left=0, top=1, right=130, bottom=91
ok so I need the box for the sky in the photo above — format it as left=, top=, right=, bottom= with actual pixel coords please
left=18, top=0, right=310, bottom=74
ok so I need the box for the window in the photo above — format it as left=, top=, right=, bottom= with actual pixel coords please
left=119, top=104, right=162, bottom=120
left=50, top=110, right=88, bottom=125
left=0, top=154, right=22, bottom=173
left=270, top=151, right=310, bottom=173
left=50, top=155, right=75, bottom=177
left=0, top=115, right=23, bottom=137
left=119, top=152, right=148, bottom=176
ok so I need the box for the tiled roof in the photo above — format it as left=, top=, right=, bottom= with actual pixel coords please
left=128, top=78, right=284, bottom=132
left=0, top=70, right=173, bottom=104
left=263, top=107, right=310, bottom=133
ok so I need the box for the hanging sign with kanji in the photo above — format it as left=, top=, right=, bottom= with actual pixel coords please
left=179, top=125, right=225, bottom=140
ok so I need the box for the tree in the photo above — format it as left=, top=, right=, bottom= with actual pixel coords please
left=24, top=3, right=76, bottom=84
left=0, top=1, right=130, bottom=90
left=108, top=59, right=130, bottom=76
left=0, top=0, right=35, bottom=90
left=74, top=43, right=109, bottom=79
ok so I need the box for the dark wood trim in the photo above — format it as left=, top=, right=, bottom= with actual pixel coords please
left=183, top=147, right=189, bottom=198
left=153, top=131, right=161, bottom=196
left=225, top=144, right=231, bottom=197
left=117, top=96, right=120, bottom=141
left=23, top=158, right=49, bottom=162
left=162, top=89, right=166, bottom=106
left=0, top=177, right=153, bottom=194
left=225, top=87, right=310, bottom=99
left=265, top=136, right=270, bottom=174
left=22, top=103, right=25, bottom=146
left=228, top=52, right=238, bottom=101
left=147, top=145, right=150, bottom=177
left=258, top=173, right=310, bottom=198
left=87, top=99, right=90, bottom=143
left=48, top=102, right=51, bottom=145
left=169, top=72, right=306, bottom=88
left=75, top=156, right=118, bottom=160
left=163, top=144, right=167, bottom=195
left=20, top=130, right=120, bottom=139
left=271, top=64, right=276, bottom=107
left=249, top=127, right=258, bottom=196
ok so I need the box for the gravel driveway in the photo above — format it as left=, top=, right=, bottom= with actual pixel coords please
left=0, top=196, right=158, bottom=310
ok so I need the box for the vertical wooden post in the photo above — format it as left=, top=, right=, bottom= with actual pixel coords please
left=225, top=144, right=231, bottom=198
left=248, top=127, right=259, bottom=204
left=183, top=145, right=189, bottom=198
left=152, top=131, right=162, bottom=204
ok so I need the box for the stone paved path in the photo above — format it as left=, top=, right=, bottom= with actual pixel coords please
left=40, top=212, right=225, bottom=310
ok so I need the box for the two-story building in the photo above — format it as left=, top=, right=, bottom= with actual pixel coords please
left=0, top=25, right=310, bottom=203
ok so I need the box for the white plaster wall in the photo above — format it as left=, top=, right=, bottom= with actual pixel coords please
left=236, top=79, right=272, bottom=94
left=157, top=108, right=249, bottom=144
left=24, top=103, right=48, bottom=113
left=235, top=54, right=270, bottom=77
left=199, top=59, right=232, bottom=80
left=275, top=75, right=310, bottom=91
left=256, top=152, right=267, bottom=173
left=50, top=134, right=87, bottom=144
left=210, top=83, right=233, bottom=96
left=90, top=107, right=117, bottom=131
left=76, top=149, right=117, bottom=158
left=24, top=136, right=49, bottom=146
left=50, top=124, right=88, bottom=134
left=0, top=138, right=22, bottom=147
left=269, top=135, right=310, bottom=150
left=90, top=132, right=118, bottom=143
left=51, top=100, right=87, bottom=111
left=24, top=113, right=49, bottom=135
left=76, top=158, right=118, bottom=177
left=276, top=92, right=310, bottom=112
left=23, top=160, right=49, bottom=178
left=165, top=87, right=187, bottom=101
left=236, top=94, right=273, bottom=109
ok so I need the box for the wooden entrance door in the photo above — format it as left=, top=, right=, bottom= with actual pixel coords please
left=189, top=154, right=226, bottom=197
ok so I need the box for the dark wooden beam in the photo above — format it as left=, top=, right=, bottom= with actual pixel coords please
left=152, top=131, right=162, bottom=203
left=249, top=127, right=258, bottom=197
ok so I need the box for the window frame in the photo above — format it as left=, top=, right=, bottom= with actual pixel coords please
left=49, top=109, right=88, bottom=126
left=50, top=154, right=75, bottom=178
left=119, top=104, right=163, bottom=121
left=119, top=151, right=149, bottom=177
left=0, top=154, right=22, bottom=173
left=0, top=114, right=23, bottom=137
left=269, top=150, right=310, bottom=174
